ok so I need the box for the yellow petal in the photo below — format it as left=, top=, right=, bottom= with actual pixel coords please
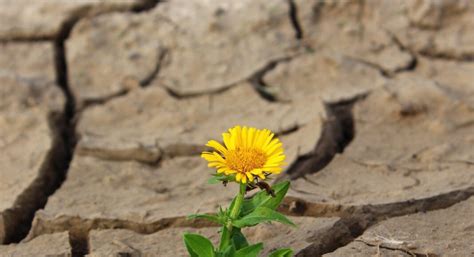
left=268, top=149, right=284, bottom=158
left=201, top=151, right=213, bottom=158
left=253, top=130, right=264, bottom=148
left=263, top=138, right=279, bottom=151
left=206, top=140, right=228, bottom=154
left=212, top=152, right=226, bottom=162
left=263, top=166, right=282, bottom=173
left=247, top=127, right=256, bottom=147
left=222, top=132, right=234, bottom=150
left=250, top=168, right=263, bottom=175
left=236, top=173, right=242, bottom=182
left=241, top=126, right=248, bottom=148
left=208, top=162, right=225, bottom=168
left=265, top=142, right=283, bottom=156
left=246, top=172, right=254, bottom=182
left=201, top=154, right=219, bottom=162
left=217, top=168, right=228, bottom=174
left=266, top=155, right=286, bottom=164
left=225, top=169, right=237, bottom=175
left=262, top=132, right=275, bottom=149
left=231, top=126, right=242, bottom=148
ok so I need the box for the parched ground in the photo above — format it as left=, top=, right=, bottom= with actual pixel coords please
left=0, top=0, right=473, bottom=256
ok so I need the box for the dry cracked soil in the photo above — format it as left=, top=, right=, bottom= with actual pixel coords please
left=0, top=0, right=473, bottom=256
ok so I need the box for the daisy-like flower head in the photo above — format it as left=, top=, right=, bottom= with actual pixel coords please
left=201, top=126, right=286, bottom=184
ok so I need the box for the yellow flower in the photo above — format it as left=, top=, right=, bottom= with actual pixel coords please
left=201, top=126, right=286, bottom=184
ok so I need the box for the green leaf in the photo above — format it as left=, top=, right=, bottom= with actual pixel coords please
left=208, top=174, right=236, bottom=184
left=218, top=206, right=225, bottom=217
left=234, top=243, right=263, bottom=257
left=231, top=228, right=249, bottom=250
left=268, top=248, right=293, bottom=257
left=241, top=181, right=290, bottom=216
left=184, top=234, right=200, bottom=257
left=227, top=195, right=238, bottom=216
left=183, top=233, right=215, bottom=257
left=221, top=244, right=236, bottom=257
left=232, top=207, right=295, bottom=228
left=185, top=243, right=199, bottom=257
left=208, top=176, right=222, bottom=184
left=187, top=213, right=224, bottom=225
left=218, top=226, right=231, bottom=251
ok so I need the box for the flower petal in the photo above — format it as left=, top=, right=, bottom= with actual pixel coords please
left=247, top=127, right=256, bottom=147
left=246, top=172, right=254, bottom=182
left=241, top=174, right=247, bottom=183
left=236, top=173, right=243, bottom=182
left=206, top=140, right=228, bottom=155
left=222, top=132, right=234, bottom=150
left=250, top=168, right=263, bottom=175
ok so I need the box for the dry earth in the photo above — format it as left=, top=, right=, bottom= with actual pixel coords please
left=0, top=0, right=473, bottom=256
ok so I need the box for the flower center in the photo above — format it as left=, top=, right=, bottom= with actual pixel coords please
left=226, top=147, right=267, bottom=173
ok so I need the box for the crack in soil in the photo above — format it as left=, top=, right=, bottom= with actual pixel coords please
left=80, top=89, right=129, bottom=110
left=389, top=33, right=419, bottom=74
left=69, top=229, right=89, bottom=257
left=27, top=214, right=218, bottom=256
left=296, top=214, right=372, bottom=257
left=0, top=6, right=82, bottom=243
left=276, top=124, right=300, bottom=137
left=0, top=0, right=162, bottom=254
left=78, top=46, right=167, bottom=110
left=140, top=47, right=168, bottom=88
left=163, top=55, right=300, bottom=101
left=280, top=95, right=363, bottom=181
left=416, top=48, right=474, bottom=62
left=163, top=80, right=237, bottom=100
left=76, top=125, right=304, bottom=165
left=22, top=185, right=474, bottom=256
left=343, top=45, right=418, bottom=78
left=28, top=215, right=218, bottom=239
left=54, top=3, right=162, bottom=256
left=65, top=1, right=163, bottom=111
left=339, top=31, right=418, bottom=78
left=0, top=37, right=52, bottom=43
left=156, top=0, right=308, bottom=101
left=248, top=56, right=295, bottom=101
left=0, top=1, right=160, bottom=42
left=0, top=111, right=72, bottom=244
left=343, top=56, right=393, bottom=78
left=287, top=0, right=303, bottom=40
left=285, top=185, right=474, bottom=256
left=388, top=30, right=474, bottom=63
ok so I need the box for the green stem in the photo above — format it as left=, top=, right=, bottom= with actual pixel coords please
left=219, top=183, right=246, bottom=251
left=229, top=183, right=246, bottom=221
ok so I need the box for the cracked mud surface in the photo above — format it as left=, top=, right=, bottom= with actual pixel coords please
left=324, top=197, right=474, bottom=257
left=0, top=42, right=66, bottom=244
left=88, top=217, right=339, bottom=257
left=0, top=0, right=473, bottom=256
